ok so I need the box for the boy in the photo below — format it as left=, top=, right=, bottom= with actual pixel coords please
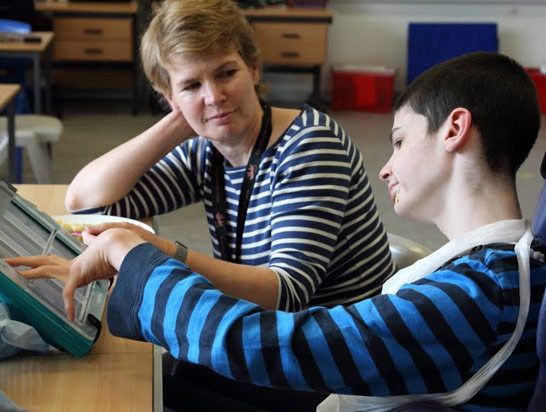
left=8, top=52, right=546, bottom=410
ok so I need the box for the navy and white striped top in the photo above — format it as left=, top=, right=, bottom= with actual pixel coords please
left=96, top=105, right=396, bottom=310
left=108, top=241, right=546, bottom=411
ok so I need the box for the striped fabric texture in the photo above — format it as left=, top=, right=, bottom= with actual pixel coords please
left=96, top=105, right=396, bottom=310
left=109, top=242, right=546, bottom=411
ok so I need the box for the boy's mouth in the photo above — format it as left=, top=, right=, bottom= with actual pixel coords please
left=391, top=185, right=400, bottom=203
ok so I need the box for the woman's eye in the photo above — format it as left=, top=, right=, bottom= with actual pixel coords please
left=219, top=69, right=237, bottom=79
left=393, top=139, right=403, bottom=149
left=183, top=82, right=199, bottom=92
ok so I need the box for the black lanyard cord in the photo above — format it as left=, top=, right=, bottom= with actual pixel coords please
left=210, top=101, right=272, bottom=263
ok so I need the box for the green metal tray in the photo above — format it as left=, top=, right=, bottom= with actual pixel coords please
left=0, top=181, right=108, bottom=357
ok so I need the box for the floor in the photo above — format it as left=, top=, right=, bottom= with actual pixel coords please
left=2, top=96, right=545, bottom=253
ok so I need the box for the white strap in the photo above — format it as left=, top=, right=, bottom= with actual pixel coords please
left=318, top=227, right=533, bottom=412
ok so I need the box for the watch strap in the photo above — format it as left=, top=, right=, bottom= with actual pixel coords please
left=173, top=240, right=188, bottom=263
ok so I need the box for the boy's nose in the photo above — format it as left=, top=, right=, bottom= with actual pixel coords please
left=379, top=163, right=391, bottom=181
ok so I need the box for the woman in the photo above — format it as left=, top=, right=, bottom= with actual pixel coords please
left=63, top=0, right=396, bottom=311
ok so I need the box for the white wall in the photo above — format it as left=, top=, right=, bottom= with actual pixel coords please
left=324, top=0, right=546, bottom=95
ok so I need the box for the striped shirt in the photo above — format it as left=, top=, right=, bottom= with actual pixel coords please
left=108, top=241, right=546, bottom=411
left=96, top=105, right=396, bottom=310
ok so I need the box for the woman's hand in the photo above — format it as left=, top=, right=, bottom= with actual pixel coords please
left=5, top=228, right=146, bottom=322
left=83, top=222, right=177, bottom=256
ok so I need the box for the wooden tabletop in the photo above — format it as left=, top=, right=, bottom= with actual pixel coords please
left=0, top=32, right=54, bottom=53
left=0, top=184, right=155, bottom=412
left=243, top=5, right=333, bottom=19
left=35, top=1, right=138, bottom=14
left=0, top=84, right=20, bottom=111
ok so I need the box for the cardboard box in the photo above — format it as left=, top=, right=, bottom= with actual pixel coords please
left=527, top=68, right=546, bottom=113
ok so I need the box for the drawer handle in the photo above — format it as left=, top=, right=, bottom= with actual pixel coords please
left=84, top=48, right=103, bottom=55
left=281, top=52, right=300, bottom=58
left=84, top=28, right=103, bottom=35
left=281, top=33, right=301, bottom=39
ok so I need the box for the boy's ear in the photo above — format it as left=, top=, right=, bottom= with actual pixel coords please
left=443, top=107, right=472, bottom=152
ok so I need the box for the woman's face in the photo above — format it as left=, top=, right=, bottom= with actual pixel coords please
left=379, top=105, right=447, bottom=222
left=164, top=50, right=261, bottom=146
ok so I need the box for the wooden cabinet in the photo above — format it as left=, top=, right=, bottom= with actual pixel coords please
left=35, top=1, right=139, bottom=113
left=252, top=22, right=328, bottom=65
left=244, top=7, right=333, bottom=105
left=53, top=17, right=133, bottom=62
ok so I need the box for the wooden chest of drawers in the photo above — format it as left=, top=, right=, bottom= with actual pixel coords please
left=252, top=22, right=328, bottom=65
left=53, top=17, right=133, bottom=62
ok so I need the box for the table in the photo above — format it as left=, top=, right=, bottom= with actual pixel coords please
left=0, top=84, right=20, bottom=182
left=0, top=32, right=54, bottom=115
left=0, top=184, right=162, bottom=411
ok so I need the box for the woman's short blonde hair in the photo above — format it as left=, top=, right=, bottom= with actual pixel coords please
left=141, top=0, right=266, bottom=99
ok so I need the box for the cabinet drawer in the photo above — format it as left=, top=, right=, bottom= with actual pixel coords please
left=54, top=40, right=133, bottom=62
left=252, top=23, right=328, bottom=65
left=54, top=17, right=132, bottom=41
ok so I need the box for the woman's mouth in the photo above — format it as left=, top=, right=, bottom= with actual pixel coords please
left=208, top=111, right=233, bottom=124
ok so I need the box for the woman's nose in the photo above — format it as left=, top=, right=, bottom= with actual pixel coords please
left=203, top=82, right=225, bottom=105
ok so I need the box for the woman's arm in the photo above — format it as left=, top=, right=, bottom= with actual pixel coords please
left=65, top=108, right=194, bottom=212
left=83, top=223, right=280, bottom=309
left=185, top=250, right=279, bottom=309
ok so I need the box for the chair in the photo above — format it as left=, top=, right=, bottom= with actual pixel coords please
left=387, top=233, right=432, bottom=269
left=0, top=115, right=63, bottom=183
left=389, top=150, right=546, bottom=411
left=528, top=151, right=546, bottom=411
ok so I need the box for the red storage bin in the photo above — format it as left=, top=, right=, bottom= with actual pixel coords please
left=527, top=68, right=546, bottom=113
left=331, top=64, right=396, bottom=112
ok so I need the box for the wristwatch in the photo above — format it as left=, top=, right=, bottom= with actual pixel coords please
left=173, top=240, right=188, bottom=263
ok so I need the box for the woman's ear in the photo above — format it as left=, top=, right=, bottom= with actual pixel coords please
left=162, top=90, right=181, bottom=113
left=444, top=107, right=472, bottom=152
left=251, top=65, right=260, bottom=86
left=162, top=91, right=175, bottom=110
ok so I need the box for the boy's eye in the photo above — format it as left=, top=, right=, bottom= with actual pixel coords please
left=393, top=138, right=403, bottom=149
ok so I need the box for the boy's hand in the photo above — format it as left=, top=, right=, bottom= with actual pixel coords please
left=5, top=228, right=145, bottom=322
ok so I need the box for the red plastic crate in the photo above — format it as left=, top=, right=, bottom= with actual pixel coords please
left=527, top=68, right=546, bottom=113
left=331, top=64, right=396, bottom=112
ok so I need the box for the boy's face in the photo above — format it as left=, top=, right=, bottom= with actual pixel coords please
left=379, top=105, right=448, bottom=222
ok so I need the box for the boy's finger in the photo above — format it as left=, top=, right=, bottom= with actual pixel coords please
left=5, top=255, right=51, bottom=268
left=62, top=281, right=77, bottom=322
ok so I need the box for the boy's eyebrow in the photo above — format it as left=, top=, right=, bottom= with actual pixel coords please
left=389, top=127, right=400, bottom=144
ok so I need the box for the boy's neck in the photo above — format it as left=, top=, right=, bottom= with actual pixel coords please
left=438, top=174, right=522, bottom=240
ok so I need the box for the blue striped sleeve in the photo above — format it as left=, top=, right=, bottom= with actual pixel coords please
left=107, top=243, right=541, bottom=399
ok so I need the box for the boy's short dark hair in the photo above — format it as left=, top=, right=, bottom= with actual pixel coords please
left=395, top=52, right=541, bottom=179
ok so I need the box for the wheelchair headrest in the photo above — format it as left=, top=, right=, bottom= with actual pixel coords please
left=541, top=150, right=546, bottom=179
left=533, top=151, right=546, bottom=243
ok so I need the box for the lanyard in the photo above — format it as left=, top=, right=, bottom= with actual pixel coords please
left=210, top=101, right=272, bottom=263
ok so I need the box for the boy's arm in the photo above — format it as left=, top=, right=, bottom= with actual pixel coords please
left=109, top=244, right=503, bottom=396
